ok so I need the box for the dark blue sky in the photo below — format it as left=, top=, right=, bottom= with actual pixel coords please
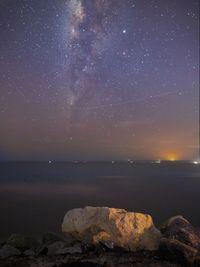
left=0, top=0, right=199, bottom=160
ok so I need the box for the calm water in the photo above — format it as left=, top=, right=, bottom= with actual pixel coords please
left=0, top=161, right=200, bottom=239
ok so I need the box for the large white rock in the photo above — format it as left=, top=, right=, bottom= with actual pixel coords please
left=62, top=206, right=161, bottom=251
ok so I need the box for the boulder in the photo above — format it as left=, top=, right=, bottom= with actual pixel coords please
left=159, top=237, right=198, bottom=266
left=47, top=241, right=66, bottom=256
left=62, top=206, right=161, bottom=251
left=37, top=232, right=78, bottom=256
left=37, top=232, right=66, bottom=256
left=38, top=240, right=83, bottom=256
left=0, top=244, right=21, bottom=258
left=7, top=234, right=39, bottom=252
left=160, top=216, right=200, bottom=250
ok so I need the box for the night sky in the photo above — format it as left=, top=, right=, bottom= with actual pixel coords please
left=0, top=0, right=199, bottom=161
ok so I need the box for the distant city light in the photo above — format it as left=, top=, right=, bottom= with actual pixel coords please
left=164, top=153, right=178, bottom=161
left=193, top=161, right=200, bottom=165
left=169, top=158, right=176, bottom=162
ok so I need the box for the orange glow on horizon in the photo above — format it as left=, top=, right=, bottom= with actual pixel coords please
left=168, top=157, right=176, bottom=161
left=161, top=152, right=180, bottom=161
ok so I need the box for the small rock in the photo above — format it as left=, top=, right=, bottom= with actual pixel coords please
left=161, top=215, right=200, bottom=250
left=36, top=243, right=48, bottom=255
left=56, top=244, right=82, bottom=255
left=159, top=237, right=198, bottom=266
left=24, top=249, right=35, bottom=256
left=47, top=241, right=66, bottom=256
left=7, top=234, right=39, bottom=252
left=63, top=233, right=78, bottom=246
left=37, top=232, right=66, bottom=256
left=0, top=244, right=21, bottom=258
left=99, top=240, right=115, bottom=250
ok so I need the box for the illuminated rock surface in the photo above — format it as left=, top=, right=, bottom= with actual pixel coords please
left=62, top=206, right=161, bottom=251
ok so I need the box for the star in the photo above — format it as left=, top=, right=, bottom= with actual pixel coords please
left=122, top=29, right=127, bottom=34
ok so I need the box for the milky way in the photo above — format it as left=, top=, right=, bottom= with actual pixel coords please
left=65, top=0, right=116, bottom=120
left=0, top=0, right=199, bottom=160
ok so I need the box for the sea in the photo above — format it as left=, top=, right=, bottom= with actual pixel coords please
left=0, top=161, right=200, bottom=239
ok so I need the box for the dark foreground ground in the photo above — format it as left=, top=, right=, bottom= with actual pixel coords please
left=1, top=229, right=200, bottom=267
left=0, top=247, right=189, bottom=267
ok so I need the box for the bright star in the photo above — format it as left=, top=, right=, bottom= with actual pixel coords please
left=122, top=29, right=127, bottom=34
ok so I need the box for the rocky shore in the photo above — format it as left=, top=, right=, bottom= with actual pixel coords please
left=1, top=207, right=200, bottom=267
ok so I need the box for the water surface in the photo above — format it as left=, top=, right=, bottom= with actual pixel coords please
left=0, top=161, right=200, bottom=238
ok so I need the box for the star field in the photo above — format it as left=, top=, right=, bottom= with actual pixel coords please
left=0, top=0, right=199, bottom=160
